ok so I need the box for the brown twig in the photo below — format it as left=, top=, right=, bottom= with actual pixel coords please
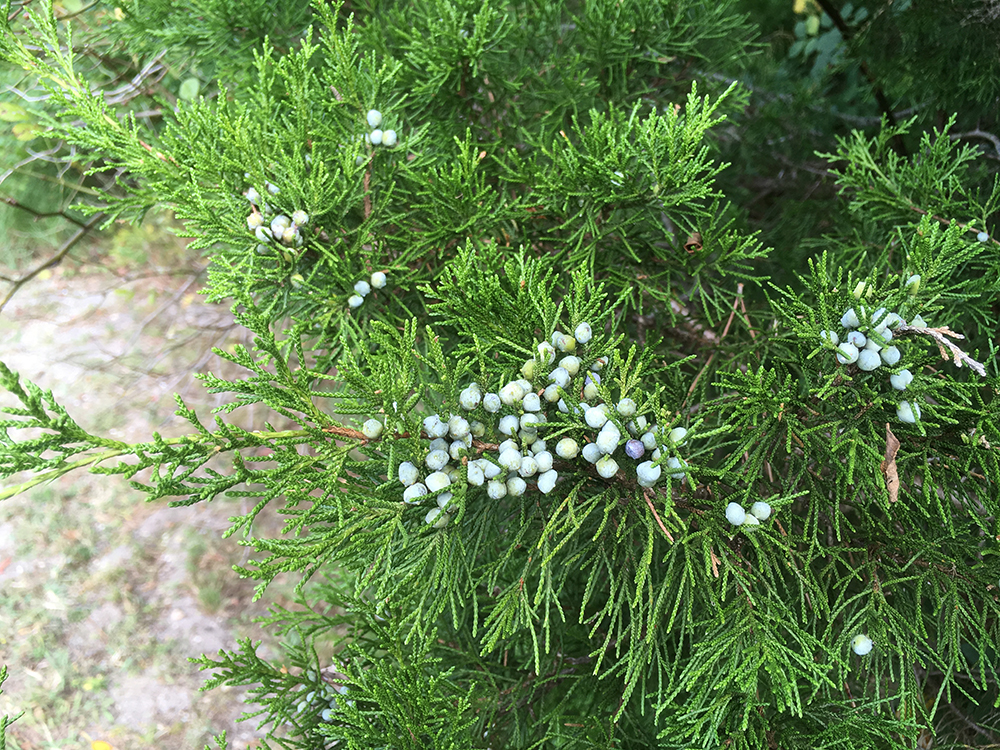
left=897, top=323, right=987, bottom=377
left=642, top=489, right=674, bottom=542
left=0, top=213, right=104, bottom=314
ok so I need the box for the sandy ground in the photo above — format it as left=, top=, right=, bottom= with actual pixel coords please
left=0, top=261, right=301, bottom=749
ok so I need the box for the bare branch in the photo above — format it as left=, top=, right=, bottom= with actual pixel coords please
left=0, top=213, right=104, bottom=314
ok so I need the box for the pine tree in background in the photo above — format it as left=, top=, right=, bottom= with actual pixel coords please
left=1, top=0, right=999, bottom=747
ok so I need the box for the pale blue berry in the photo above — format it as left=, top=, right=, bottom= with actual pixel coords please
left=665, top=456, right=686, bottom=480
left=819, top=329, right=839, bottom=346
left=498, top=415, right=520, bottom=436
left=749, top=501, right=771, bottom=520
left=266, top=181, right=280, bottom=195
left=428, top=438, right=448, bottom=453
left=270, top=214, right=291, bottom=235
left=247, top=213, right=264, bottom=230
left=977, top=231, right=989, bottom=243
left=426, top=450, right=449, bottom=471
left=537, top=341, right=556, bottom=365
left=459, top=385, right=482, bottom=411
left=523, top=392, right=541, bottom=412
left=467, top=463, right=485, bottom=486
left=582, top=443, right=602, bottom=463
left=548, top=367, right=571, bottom=389
left=617, top=398, right=636, bottom=418
left=348, top=294, right=364, bottom=308
left=246, top=187, right=261, bottom=204
left=398, top=461, right=419, bottom=486
left=292, top=210, right=309, bottom=226
left=530, top=439, right=547, bottom=454
left=354, top=280, right=371, bottom=297
left=596, top=422, right=621, bottom=455
left=585, top=406, right=608, bottom=428
left=846, top=330, right=866, bottom=347
left=403, top=482, right=427, bottom=504
left=880, top=346, right=901, bottom=365
left=835, top=342, right=859, bottom=364
left=500, top=381, right=526, bottom=406
left=841, top=308, right=860, bottom=328
left=574, top=322, right=592, bottom=344
left=425, top=507, right=449, bottom=528
left=425, top=471, right=451, bottom=492
left=725, top=502, right=746, bottom=526
left=498, top=439, right=517, bottom=454
left=362, top=418, right=383, bottom=439
left=555, top=438, right=579, bottom=459
left=595, top=455, right=618, bottom=478
left=448, top=415, right=470, bottom=439
left=481, top=460, right=501, bottom=479
left=436, top=491, right=454, bottom=510
left=857, top=349, right=881, bottom=371
left=890, top=369, right=913, bottom=390
left=896, top=400, right=920, bottom=424
left=559, top=355, right=581, bottom=376
left=636, top=460, right=660, bottom=487
left=905, top=274, right=920, bottom=294
left=743, top=514, right=760, bottom=526
left=367, top=109, right=382, bottom=128
left=910, top=314, right=926, bottom=328
left=424, top=415, right=449, bottom=438
left=640, top=431, right=658, bottom=451
left=499, top=447, right=522, bottom=471
left=851, top=634, right=873, bottom=655
left=507, top=476, right=527, bottom=496
left=371, top=271, right=387, bottom=288
left=369, top=129, right=383, bottom=145
left=626, top=416, right=647, bottom=436
left=590, top=356, right=608, bottom=372
left=543, top=384, right=561, bottom=402
left=668, top=427, right=687, bottom=446
left=537, top=470, right=558, bottom=494
left=483, top=393, right=502, bottom=412
left=487, top=480, right=507, bottom=499
left=255, top=226, right=272, bottom=242
left=448, top=441, right=465, bottom=461
left=534, top=451, right=553, bottom=473
left=382, top=129, right=397, bottom=147
left=520, top=413, right=540, bottom=433
left=518, top=455, right=538, bottom=477
left=555, top=334, right=576, bottom=353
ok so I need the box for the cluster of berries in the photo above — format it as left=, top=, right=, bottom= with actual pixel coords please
left=243, top=176, right=309, bottom=254
left=348, top=271, right=388, bottom=309
left=820, top=302, right=926, bottom=424
left=378, top=321, right=693, bottom=528
left=290, top=674, right=352, bottom=725
left=724, top=500, right=772, bottom=529
left=365, top=109, right=397, bottom=148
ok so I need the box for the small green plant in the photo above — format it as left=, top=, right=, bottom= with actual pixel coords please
left=2, top=0, right=999, bottom=748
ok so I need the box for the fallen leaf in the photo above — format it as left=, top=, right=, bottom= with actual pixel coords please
left=881, top=422, right=901, bottom=503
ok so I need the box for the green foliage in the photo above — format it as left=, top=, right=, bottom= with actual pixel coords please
left=2, top=0, right=1000, bottom=748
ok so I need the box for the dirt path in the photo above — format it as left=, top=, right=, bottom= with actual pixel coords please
left=1, top=261, right=299, bottom=749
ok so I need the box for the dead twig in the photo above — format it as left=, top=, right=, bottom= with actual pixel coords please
left=898, top=323, right=987, bottom=377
